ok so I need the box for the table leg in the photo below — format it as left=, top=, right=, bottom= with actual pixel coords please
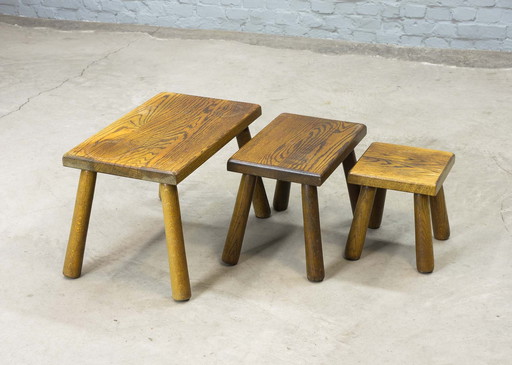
left=236, top=128, right=271, bottom=218
left=63, top=170, right=97, bottom=278
left=342, top=151, right=361, bottom=214
left=273, top=180, right=291, bottom=211
left=414, top=193, right=434, bottom=273
left=368, top=188, right=386, bottom=229
left=301, top=184, right=325, bottom=282
left=430, top=186, right=450, bottom=240
left=222, top=174, right=256, bottom=265
left=160, top=184, right=191, bottom=301
left=344, top=186, right=376, bottom=260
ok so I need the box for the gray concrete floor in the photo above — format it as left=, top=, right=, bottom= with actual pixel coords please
left=1, top=18, right=511, bottom=364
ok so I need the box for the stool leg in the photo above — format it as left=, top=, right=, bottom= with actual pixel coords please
left=342, top=151, right=361, bottom=214
left=236, top=128, right=271, bottom=218
left=63, top=170, right=97, bottom=278
left=301, top=184, right=324, bottom=282
left=222, top=174, right=257, bottom=265
left=344, top=186, right=376, bottom=260
left=414, top=194, right=434, bottom=273
left=160, top=184, right=191, bottom=301
left=369, top=188, right=387, bottom=229
left=430, top=186, right=450, bottom=240
left=273, top=180, right=291, bottom=211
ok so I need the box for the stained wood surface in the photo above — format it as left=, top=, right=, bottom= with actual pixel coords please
left=301, top=184, right=325, bottom=282
left=342, top=150, right=361, bottom=213
left=228, top=113, right=367, bottom=186
left=222, top=174, right=256, bottom=265
left=344, top=186, right=377, bottom=261
left=430, top=186, right=450, bottom=240
left=273, top=180, right=291, bottom=211
left=348, top=142, right=455, bottom=196
left=236, top=128, right=271, bottom=218
left=63, top=170, right=97, bottom=279
left=160, top=184, right=191, bottom=301
left=414, top=193, right=434, bottom=273
left=63, top=92, right=262, bottom=185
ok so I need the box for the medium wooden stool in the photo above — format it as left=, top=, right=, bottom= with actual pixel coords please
left=62, top=92, right=271, bottom=301
left=344, top=142, right=455, bottom=273
left=222, top=113, right=367, bottom=282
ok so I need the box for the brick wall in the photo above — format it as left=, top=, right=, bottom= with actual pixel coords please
left=1, top=0, right=511, bottom=51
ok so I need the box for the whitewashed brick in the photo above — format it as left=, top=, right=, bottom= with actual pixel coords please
left=356, top=3, right=379, bottom=16
left=312, top=1, right=334, bottom=14
left=433, top=22, right=457, bottom=37
left=290, top=0, right=308, bottom=11
left=452, top=7, right=476, bottom=21
left=476, top=8, right=502, bottom=23
left=426, top=7, right=452, bottom=21
left=225, top=7, right=247, bottom=20
left=221, top=0, right=241, bottom=5
left=266, top=0, right=288, bottom=10
left=402, top=4, right=426, bottom=18
left=424, top=37, right=449, bottom=48
left=458, top=24, right=507, bottom=39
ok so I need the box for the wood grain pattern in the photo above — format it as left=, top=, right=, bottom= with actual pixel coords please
left=222, top=174, right=256, bottom=265
left=273, top=180, right=291, bottom=211
left=301, top=184, right=325, bottom=282
left=160, top=184, right=191, bottom=301
left=63, top=170, right=97, bottom=278
left=228, top=113, right=367, bottom=186
left=63, top=92, right=262, bottom=185
left=344, top=186, right=376, bottom=261
left=236, top=128, right=271, bottom=219
left=348, top=142, right=455, bottom=196
left=430, top=186, right=450, bottom=240
left=414, top=193, right=434, bottom=273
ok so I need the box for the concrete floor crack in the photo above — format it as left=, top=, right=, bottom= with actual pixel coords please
left=0, top=39, right=137, bottom=121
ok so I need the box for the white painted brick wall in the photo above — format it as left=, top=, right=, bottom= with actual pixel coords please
left=1, top=0, right=512, bottom=51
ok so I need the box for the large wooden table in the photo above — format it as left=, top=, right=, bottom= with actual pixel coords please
left=62, top=92, right=270, bottom=301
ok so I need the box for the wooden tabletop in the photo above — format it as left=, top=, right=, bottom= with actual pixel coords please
left=63, top=92, right=262, bottom=185
left=228, top=113, right=367, bottom=186
left=348, top=142, right=455, bottom=196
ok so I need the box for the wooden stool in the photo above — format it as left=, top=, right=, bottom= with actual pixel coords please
left=222, top=113, right=367, bottom=282
left=344, top=142, right=455, bottom=273
left=62, top=92, right=271, bottom=301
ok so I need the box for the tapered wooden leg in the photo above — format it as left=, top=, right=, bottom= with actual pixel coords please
left=222, top=174, right=257, bottom=265
left=430, top=186, right=450, bottom=240
left=273, top=180, right=291, bottom=211
left=344, top=186, right=376, bottom=260
left=63, top=170, right=97, bottom=278
left=236, top=128, right=271, bottom=218
left=301, top=185, right=324, bottom=282
left=342, top=151, right=361, bottom=214
left=160, top=184, right=191, bottom=301
left=414, top=194, right=434, bottom=273
left=369, top=188, right=386, bottom=229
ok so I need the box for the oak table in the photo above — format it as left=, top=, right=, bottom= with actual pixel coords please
left=222, top=113, right=367, bottom=282
left=62, top=92, right=270, bottom=301
left=344, top=142, right=455, bottom=273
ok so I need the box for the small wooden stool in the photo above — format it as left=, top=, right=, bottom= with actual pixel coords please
left=344, top=142, right=455, bottom=273
left=62, top=92, right=271, bottom=301
left=222, top=113, right=367, bottom=282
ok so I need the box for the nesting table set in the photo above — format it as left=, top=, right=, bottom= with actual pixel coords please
left=62, top=92, right=455, bottom=301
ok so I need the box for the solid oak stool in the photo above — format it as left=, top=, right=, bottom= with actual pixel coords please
left=62, top=92, right=271, bottom=301
left=222, top=113, right=367, bottom=282
left=344, top=142, right=455, bottom=273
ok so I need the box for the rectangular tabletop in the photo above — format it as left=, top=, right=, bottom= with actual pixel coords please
left=63, top=92, right=262, bottom=185
left=228, top=113, right=367, bottom=186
